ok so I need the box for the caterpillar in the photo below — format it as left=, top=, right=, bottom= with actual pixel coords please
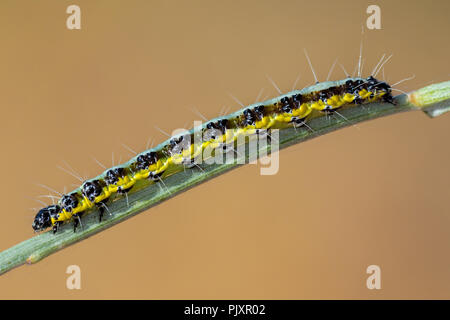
left=32, top=75, right=394, bottom=234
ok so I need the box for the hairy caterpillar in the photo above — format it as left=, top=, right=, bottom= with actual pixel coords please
left=32, top=75, right=394, bottom=234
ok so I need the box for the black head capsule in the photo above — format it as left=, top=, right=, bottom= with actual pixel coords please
left=82, top=180, right=104, bottom=202
left=365, top=76, right=394, bottom=103
left=60, top=193, right=79, bottom=213
left=382, top=92, right=394, bottom=104
left=32, top=205, right=61, bottom=232
left=376, top=81, right=391, bottom=92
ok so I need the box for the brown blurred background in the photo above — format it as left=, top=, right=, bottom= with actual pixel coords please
left=0, top=0, right=449, bottom=299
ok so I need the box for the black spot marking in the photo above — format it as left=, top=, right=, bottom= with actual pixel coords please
left=105, top=168, right=126, bottom=186
left=60, top=193, right=79, bottom=213
left=134, top=152, right=158, bottom=171
left=82, top=180, right=104, bottom=202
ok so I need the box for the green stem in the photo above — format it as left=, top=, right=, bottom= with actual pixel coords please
left=1, top=81, right=449, bottom=276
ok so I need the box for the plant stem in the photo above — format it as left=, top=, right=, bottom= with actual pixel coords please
left=0, top=81, right=449, bottom=276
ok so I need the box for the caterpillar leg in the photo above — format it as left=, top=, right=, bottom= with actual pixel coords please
left=181, top=157, right=205, bottom=174
left=117, top=186, right=133, bottom=207
left=291, top=117, right=314, bottom=132
left=96, top=199, right=111, bottom=222
left=52, top=221, right=62, bottom=234
left=150, top=171, right=172, bottom=196
left=149, top=171, right=164, bottom=182
left=383, top=94, right=395, bottom=104
left=72, top=213, right=83, bottom=232
left=256, top=128, right=271, bottom=141
left=183, top=160, right=196, bottom=169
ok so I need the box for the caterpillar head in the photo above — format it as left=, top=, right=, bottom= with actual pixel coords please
left=32, top=205, right=61, bottom=232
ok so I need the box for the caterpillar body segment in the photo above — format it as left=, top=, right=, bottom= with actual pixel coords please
left=32, top=76, right=393, bottom=233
